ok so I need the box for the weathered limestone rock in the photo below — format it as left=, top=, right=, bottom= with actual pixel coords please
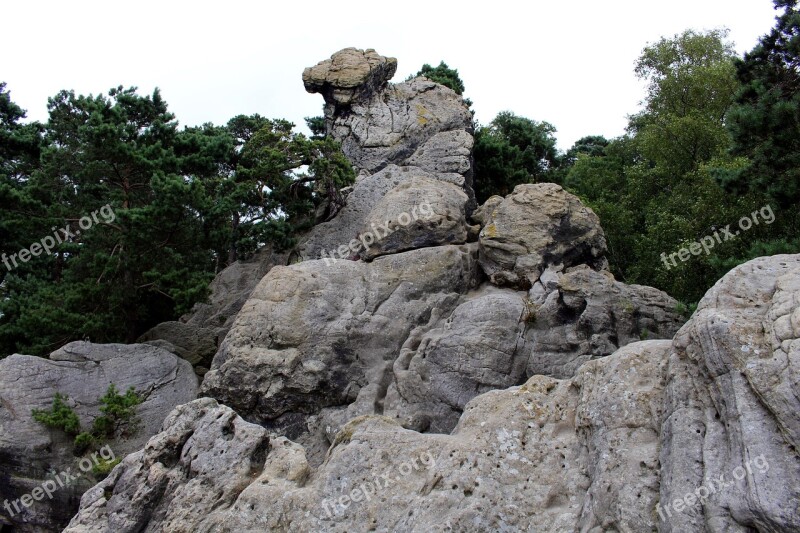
left=529, top=265, right=685, bottom=378
left=304, top=48, right=474, bottom=211
left=295, top=165, right=467, bottom=262
left=329, top=77, right=473, bottom=179
left=478, top=183, right=608, bottom=288
left=360, top=176, right=469, bottom=260
left=303, top=47, right=397, bottom=106
left=659, top=254, right=800, bottom=532
left=0, top=342, right=198, bottom=532
left=201, top=244, right=483, bottom=436
left=385, top=287, right=529, bottom=433
left=66, top=342, right=671, bottom=532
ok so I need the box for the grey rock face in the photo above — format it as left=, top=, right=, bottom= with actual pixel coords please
left=659, top=254, right=800, bottom=532
left=136, top=321, right=218, bottom=368
left=65, top=255, right=800, bottom=533
left=330, top=77, right=473, bottom=178
left=295, top=165, right=466, bottom=262
left=360, top=176, right=469, bottom=260
left=478, top=183, right=608, bottom=288
left=0, top=342, right=198, bottom=532
left=529, top=265, right=685, bottom=378
left=302, top=47, right=397, bottom=106
left=201, top=244, right=483, bottom=434
left=385, top=287, right=530, bottom=433
left=66, top=342, right=672, bottom=532
left=303, top=48, right=474, bottom=218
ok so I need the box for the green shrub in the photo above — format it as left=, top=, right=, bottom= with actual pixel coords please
left=31, top=393, right=81, bottom=436
left=32, top=384, right=142, bottom=451
left=93, top=384, right=142, bottom=438
left=92, top=457, right=121, bottom=478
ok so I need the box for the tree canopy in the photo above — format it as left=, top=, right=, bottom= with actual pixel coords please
left=0, top=86, right=353, bottom=357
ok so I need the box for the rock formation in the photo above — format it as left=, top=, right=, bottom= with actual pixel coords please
left=64, top=254, right=800, bottom=532
left=9, top=48, right=800, bottom=533
left=0, top=342, right=197, bottom=532
left=199, top=49, right=683, bottom=464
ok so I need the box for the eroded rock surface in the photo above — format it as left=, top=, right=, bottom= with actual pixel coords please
left=478, top=183, right=608, bottom=289
left=66, top=255, right=800, bottom=533
left=659, top=254, right=800, bottom=532
left=0, top=342, right=198, bottom=532
left=66, top=341, right=671, bottom=532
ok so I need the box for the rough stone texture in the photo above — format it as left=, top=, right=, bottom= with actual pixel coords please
left=303, top=47, right=397, bottom=106
left=478, top=183, right=609, bottom=289
left=328, top=77, right=473, bottom=180
left=406, top=130, right=474, bottom=176
left=295, top=165, right=465, bottom=262
left=384, top=286, right=529, bottom=433
left=529, top=265, right=685, bottom=379
left=201, top=244, right=483, bottom=437
left=0, top=342, right=198, bottom=532
left=659, top=254, right=800, bottom=532
left=360, top=176, right=469, bottom=260
left=65, top=342, right=671, bottom=532
left=136, top=321, right=219, bottom=368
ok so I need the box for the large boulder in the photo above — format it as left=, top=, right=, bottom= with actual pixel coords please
left=302, top=47, right=397, bottom=107
left=0, top=342, right=198, bottom=532
left=65, top=255, right=800, bottom=532
left=478, top=183, right=608, bottom=288
left=360, top=175, right=470, bottom=260
left=201, top=244, right=483, bottom=442
left=295, top=166, right=470, bottom=262
left=659, top=254, right=800, bottom=532
left=65, top=341, right=671, bottom=532
left=528, top=265, right=685, bottom=378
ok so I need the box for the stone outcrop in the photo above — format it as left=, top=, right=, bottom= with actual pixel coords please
left=478, top=183, right=608, bottom=289
left=21, top=48, right=800, bottom=532
left=528, top=265, right=685, bottom=378
left=303, top=47, right=397, bottom=107
left=65, top=255, right=800, bottom=533
left=659, top=254, right=800, bottom=532
left=201, top=244, right=483, bottom=443
left=0, top=342, right=198, bottom=532
left=296, top=48, right=475, bottom=262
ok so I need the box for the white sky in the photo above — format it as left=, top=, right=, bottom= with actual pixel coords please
left=3, top=0, right=780, bottom=150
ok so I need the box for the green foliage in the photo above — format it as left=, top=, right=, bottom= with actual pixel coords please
left=473, top=112, right=559, bottom=202
left=31, top=393, right=81, bottom=436
left=305, top=116, right=327, bottom=140
left=32, top=384, right=141, bottom=454
left=73, top=432, right=97, bottom=455
left=412, top=62, right=465, bottom=95
left=0, top=86, right=354, bottom=357
left=562, top=29, right=792, bottom=304
left=725, top=0, right=800, bottom=207
left=91, top=457, right=121, bottom=477
left=93, top=383, right=142, bottom=438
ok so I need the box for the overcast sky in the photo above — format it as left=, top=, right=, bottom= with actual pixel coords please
left=3, top=0, right=780, bottom=150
